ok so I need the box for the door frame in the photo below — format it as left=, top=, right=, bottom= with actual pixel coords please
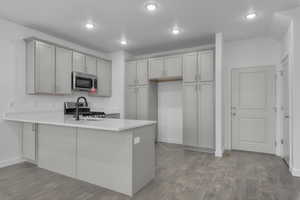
left=228, top=65, right=277, bottom=154
left=280, top=55, right=293, bottom=167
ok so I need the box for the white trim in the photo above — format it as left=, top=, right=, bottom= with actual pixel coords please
left=215, top=33, right=224, bottom=157
left=215, top=150, right=224, bottom=157
left=157, top=138, right=182, bottom=145
left=130, top=44, right=215, bottom=60
left=0, top=157, right=24, bottom=168
left=291, top=168, right=300, bottom=177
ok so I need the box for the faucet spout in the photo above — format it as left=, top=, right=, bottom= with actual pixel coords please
left=75, top=96, right=88, bottom=121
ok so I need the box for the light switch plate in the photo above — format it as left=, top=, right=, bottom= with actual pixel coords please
left=134, top=137, right=140, bottom=144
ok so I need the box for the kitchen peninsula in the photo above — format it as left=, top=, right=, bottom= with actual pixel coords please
left=4, top=112, right=156, bottom=196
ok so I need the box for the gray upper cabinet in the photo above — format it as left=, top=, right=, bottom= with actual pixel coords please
left=149, top=55, right=182, bottom=80
left=73, top=51, right=86, bottom=73
left=86, top=55, right=97, bottom=75
left=126, top=61, right=137, bottom=86
left=198, top=51, right=214, bottom=81
left=55, top=47, right=72, bottom=95
left=125, top=87, right=137, bottom=119
left=93, top=59, right=112, bottom=97
left=26, top=38, right=111, bottom=96
left=26, top=40, right=55, bottom=94
left=183, top=50, right=214, bottom=83
left=148, top=58, right=164, bottom=80
left=183, top=53, right=198, bottom=83
left=136, top=60, right=149, bottom=85
left=126, top=60, right=149, bottom=86
left=164, top=55, right=182, bottom=78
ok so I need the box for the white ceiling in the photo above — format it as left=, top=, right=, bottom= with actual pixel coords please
left=0, top=0, right=298, bottom=55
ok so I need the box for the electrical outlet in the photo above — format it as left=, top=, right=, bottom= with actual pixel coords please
left=134, top=137, right=140, bottom=144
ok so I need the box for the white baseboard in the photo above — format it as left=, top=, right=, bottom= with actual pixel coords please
left=157, top=138, right=182, bottom=145
left=0, top=157, right=24, bottom=168
left=215, top=150, right=224, bottom=157
left=291, top=168, right=300, bottom=177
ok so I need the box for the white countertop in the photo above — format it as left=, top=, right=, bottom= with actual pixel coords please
left=3, top=112, right=156, bottom=132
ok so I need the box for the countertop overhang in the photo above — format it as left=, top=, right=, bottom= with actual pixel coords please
left=3, top=112, right=156, bottom=132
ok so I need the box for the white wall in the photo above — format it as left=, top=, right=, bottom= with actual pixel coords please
left=223, top=37, right=281, bottom=152
left=0, top=18, right=126, bottom=166
left=157, top=81, right=182, bottom=144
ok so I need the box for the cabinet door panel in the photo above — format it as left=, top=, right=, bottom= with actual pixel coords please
left=125, top=87, right=137, bottom=119
left=126, top=61, right=137, bottom=86
left=22, top=123, right=36, bottom=161
left=198, top=83, right=214, bottom=149
left=183, top=53, right=198, bottom=83
left=198, top=51, right=214, bottom=81
left=149, top=58, right=164, bottom=80
left=38, top=125, right=76, bottom=178
left=55, top=47, right=72, bottom=94
left=96, top=59, right=112, bottom=97
left=137, top=86, right=149, bottom=120
left=86, top=56, right=97, bottom=75
left=183, top=83, right=198, bottom=147
left=137, top=60, right=148, bottom=85
left=164, top=55, right=182, bottom=78
left=35, top=41, right=55, bottom=93
left=73, top=52, right=86, bottom=72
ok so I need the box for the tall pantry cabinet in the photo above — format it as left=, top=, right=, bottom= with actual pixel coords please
left=182, top=50, right=215, bottom=149
left=125, top=60, right=157, bottom=121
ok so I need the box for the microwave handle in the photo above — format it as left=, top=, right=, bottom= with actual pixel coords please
left=94, top=79, right=97, bottom=89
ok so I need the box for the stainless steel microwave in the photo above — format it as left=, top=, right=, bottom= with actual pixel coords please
left=72, top=71, right=97, bottom=92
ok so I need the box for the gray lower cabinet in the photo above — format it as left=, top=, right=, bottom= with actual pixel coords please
left=22, top=123, right=37, bottom=162
left=55, top=46, right=72, bottom=94
left=125, top=85, right=157, bottom=121
left=34, top=123, right=156, bottom=196
left=26, top=40, right=55, bottom=94
left=77, top=128, right=133, bottom=195
left=183, top=83, right=198, bottom=147
left=183, top=82, right=214, bottom=149
left=38, top=125, right=76, bottom=178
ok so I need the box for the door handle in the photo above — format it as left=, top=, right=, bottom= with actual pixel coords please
left=232, top=113, right=236, bottom=116
left=285, top=115, right=289, bottom=119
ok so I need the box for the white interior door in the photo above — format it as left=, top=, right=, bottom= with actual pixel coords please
left=231, top=66, right=275, bottom=154
left=282, top=58, right=290, bottom=165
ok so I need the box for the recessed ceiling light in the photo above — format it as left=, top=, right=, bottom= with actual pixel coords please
left=120, top=39, right=127, bottom=45
left=171, top=26, right=181, bottom=35
left=246, top=12, right=257, bottom=20
left=145, top=2, right=158, bottom=12
left=85, top=22, right=95, bottom=30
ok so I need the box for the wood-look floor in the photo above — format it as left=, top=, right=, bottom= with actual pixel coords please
left=1, top=143, right=300, bottom=200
